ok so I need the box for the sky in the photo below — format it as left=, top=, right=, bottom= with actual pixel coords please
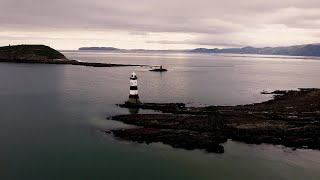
left=1, top=0, right=320, bottom=50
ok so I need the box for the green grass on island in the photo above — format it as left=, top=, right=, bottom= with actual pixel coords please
left=0, top=44, right=67, bottom=61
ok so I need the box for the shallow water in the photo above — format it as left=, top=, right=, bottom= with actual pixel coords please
left=0, top=51, right=320, bottom=179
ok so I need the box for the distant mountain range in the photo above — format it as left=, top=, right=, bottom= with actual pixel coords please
left=79, top=44, right=320, bottom=57
left=79, top=47, right=121, bottom=51
left=191, top=44, right=320, bottom=57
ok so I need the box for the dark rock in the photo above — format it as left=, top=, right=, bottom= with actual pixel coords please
left=149, top=69, right=167, bottom=72
left=108, top=88, right=320, bottom=153
left=206, top=144, right=224, bottom=153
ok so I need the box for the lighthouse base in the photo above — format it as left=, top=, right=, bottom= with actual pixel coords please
left=126, top=95, right=141, bottom=104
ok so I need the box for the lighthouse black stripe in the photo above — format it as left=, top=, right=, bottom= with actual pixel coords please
left=130, top=77, right=137, bottom=80
left=129, top=94, right=139, bottom=98
left=130, top=86, right=138, bottom=90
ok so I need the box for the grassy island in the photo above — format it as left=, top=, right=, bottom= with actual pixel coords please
left=0, top=44, right=143, bottom=67
left=0, top=44, right=67, bottom=61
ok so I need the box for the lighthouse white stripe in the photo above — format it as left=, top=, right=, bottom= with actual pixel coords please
left=130, top=90, right=138, bottom=95
left=130, top=80, right=138, bottom=86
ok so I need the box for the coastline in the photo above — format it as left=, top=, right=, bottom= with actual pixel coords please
left=108, top=88, right=320, bottom=153
left=0, top=59, right=144, bottom=67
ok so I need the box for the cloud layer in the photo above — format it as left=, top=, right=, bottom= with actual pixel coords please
left=1, top=0, right=320, bottom=49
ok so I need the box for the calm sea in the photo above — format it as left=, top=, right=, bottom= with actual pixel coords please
left=1, top=51, right=320, bottom=179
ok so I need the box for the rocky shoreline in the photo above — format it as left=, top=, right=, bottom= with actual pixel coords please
left=0, top=59, right=143, bottom=67
left=108, top=88, right=320, bottom=153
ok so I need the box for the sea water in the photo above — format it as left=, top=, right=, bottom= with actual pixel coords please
left=1, top=51, right=320, bottom=179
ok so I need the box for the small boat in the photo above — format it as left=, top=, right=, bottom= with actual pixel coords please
left=149, top=65, right=167, bottom=72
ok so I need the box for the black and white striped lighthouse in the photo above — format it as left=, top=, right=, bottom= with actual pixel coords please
left=127, top=71, right=141, bottom=104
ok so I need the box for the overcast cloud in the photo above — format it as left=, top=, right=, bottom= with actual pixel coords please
left=1, top=0, right=320, bottom=49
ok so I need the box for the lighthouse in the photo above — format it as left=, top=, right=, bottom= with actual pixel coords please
left=127, top=71, right=141, bottom=104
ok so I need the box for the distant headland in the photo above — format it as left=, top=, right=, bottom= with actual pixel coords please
left=79, top=47, right=121, bottom=51
left=0, top=44, right=143, bottom=67
left=192, top=44, right=320, bottom=57
left=79, top=43, right=320, bottom=57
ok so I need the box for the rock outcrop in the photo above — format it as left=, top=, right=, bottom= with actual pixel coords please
left=108, top=88, right=320, bottom=153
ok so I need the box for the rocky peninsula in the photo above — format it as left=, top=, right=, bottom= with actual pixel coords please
left=0, top=45, right=143, bottom=67
left=108, top=88, right=320, bottom=153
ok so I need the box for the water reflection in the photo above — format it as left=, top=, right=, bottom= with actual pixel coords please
left=127, top=107, right=140, bottom=114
